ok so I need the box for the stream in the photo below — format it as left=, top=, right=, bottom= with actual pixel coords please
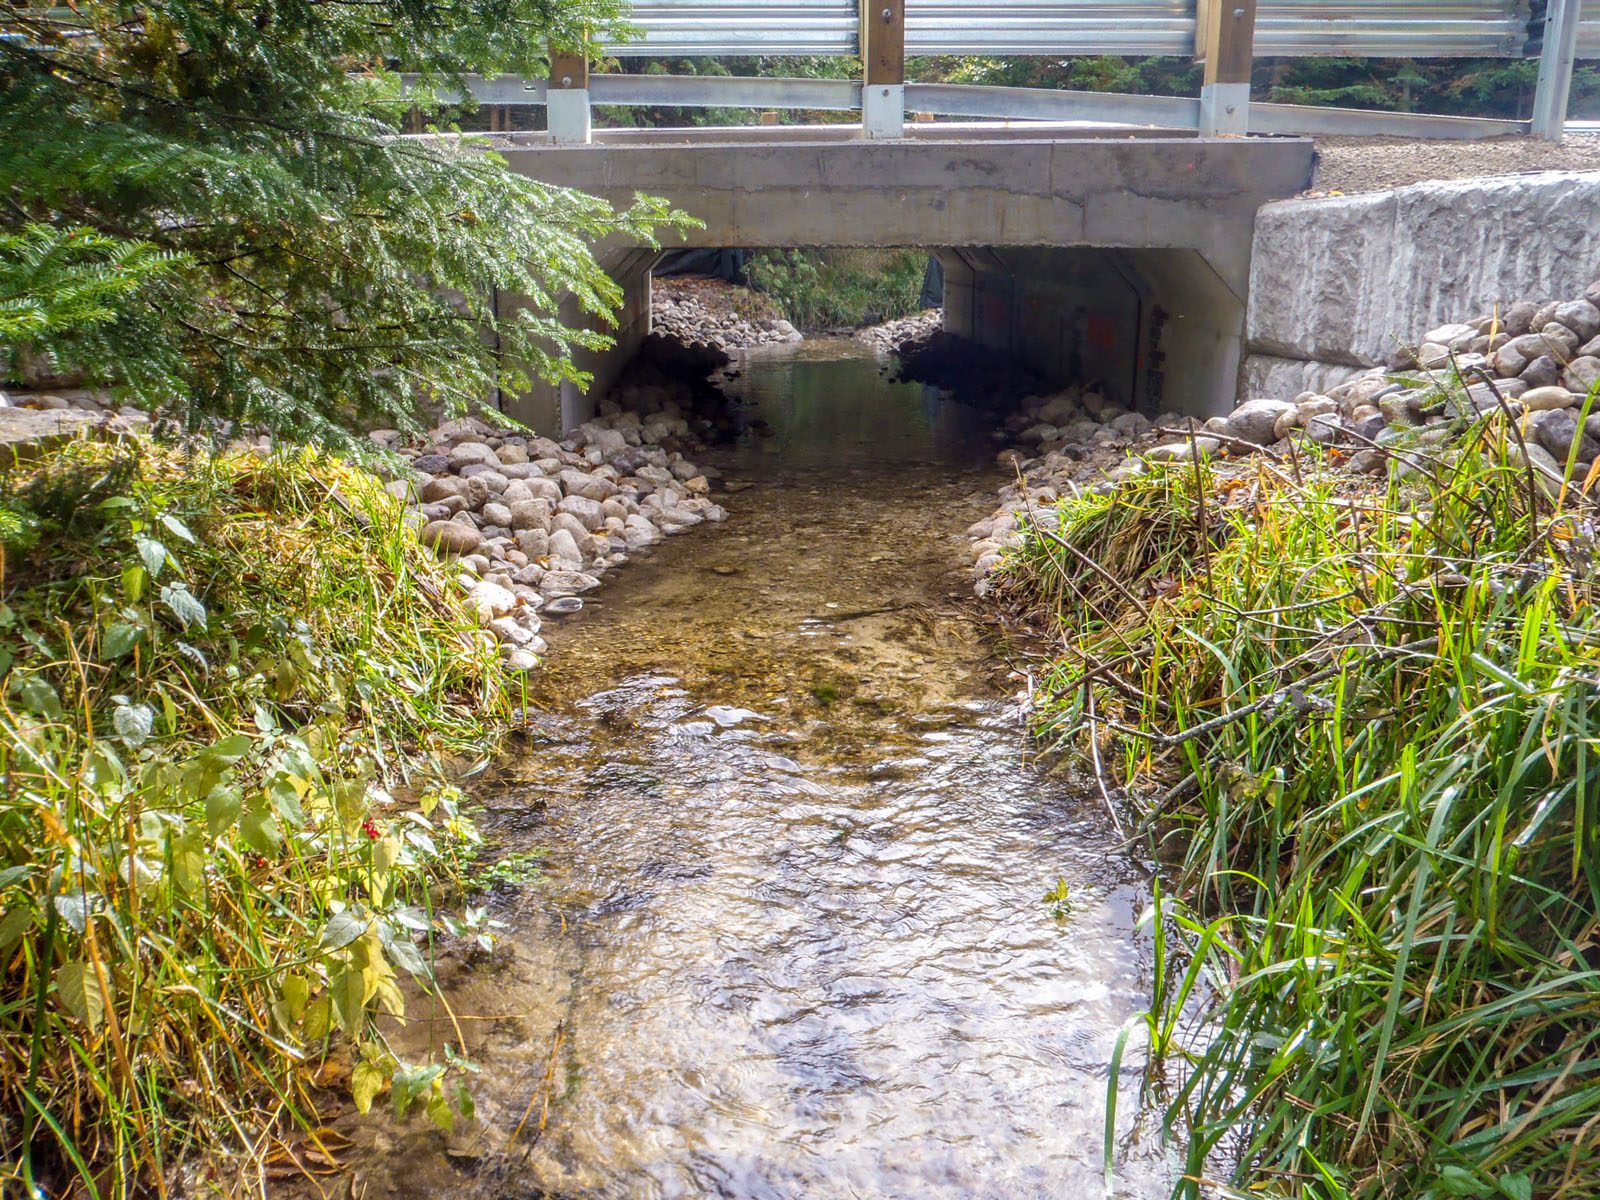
left=352, top=340, right=1169, bottom=1199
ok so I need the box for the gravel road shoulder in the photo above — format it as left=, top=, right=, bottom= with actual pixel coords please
left=1310, top=133, right=1600, bottom=195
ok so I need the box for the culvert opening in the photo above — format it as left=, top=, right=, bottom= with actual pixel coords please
left=633, top=244, right=1245, bottom=421
left=935, top=245, right=1246, bottom=420
left=533, top=243, right=1247, bottom=439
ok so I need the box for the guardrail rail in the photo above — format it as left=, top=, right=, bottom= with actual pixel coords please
left=430, top=0, right=1592, bottom=143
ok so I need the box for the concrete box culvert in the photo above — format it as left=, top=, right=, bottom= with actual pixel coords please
left=491, top=134, right=1315, bottom=430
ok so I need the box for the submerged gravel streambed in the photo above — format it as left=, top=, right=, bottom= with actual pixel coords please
left=328, top=341, right=1172, bottom=1199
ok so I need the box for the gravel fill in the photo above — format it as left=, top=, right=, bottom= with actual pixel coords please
left=1310, top=134, right=1600, bottom=195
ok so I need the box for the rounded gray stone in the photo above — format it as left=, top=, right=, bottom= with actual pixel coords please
left=421, top=519, right=481, bottom=558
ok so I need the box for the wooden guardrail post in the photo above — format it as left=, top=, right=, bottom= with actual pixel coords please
left=1198, top=0, right=1257, bottom=136
left=547, top=42, right=592, bottom=144
left=862, top=0, right=906, bottom=138
left=1533, top=0, right=1582, bottom=140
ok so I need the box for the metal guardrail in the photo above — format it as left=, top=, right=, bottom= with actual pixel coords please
left=1248, top=99, right=1526, bottom=137
left=904, top=81, right=1200, bottom=124
left=601, top=0, right=1535, bottom=59
left=602, top=0, right=858, bottom=56
left=1581, top=0, right=1600, bottom=56
left=592, top=74, right=862, bottom=108
left=1256, top=0, right=1530, bottom=57
left=419, top=0, right=1596, bottom=143
left=422, top=73, right=1534, bottom=139
left=904, top=0, right=1531, bottom=59
left=904, top=1, right=1192, bottom=56
left=904, top=81, right=1528, bottom=137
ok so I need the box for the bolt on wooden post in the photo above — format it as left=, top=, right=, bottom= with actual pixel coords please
left=862, top=0, right=906, bottom=138
left=1197, top=0, right=1256, bottom=137
left=547, top=43, right=592, bottom=144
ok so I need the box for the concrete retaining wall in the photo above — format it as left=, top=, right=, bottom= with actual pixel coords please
left=1244, top=171, right=1600, bottom=399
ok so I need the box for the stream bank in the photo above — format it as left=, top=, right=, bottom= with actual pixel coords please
left=987, top=265, right=1600, bottom=1195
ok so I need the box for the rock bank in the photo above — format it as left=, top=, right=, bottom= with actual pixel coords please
left=966, top=275, right=1600, bottom=598
left=6, top=362, right=736, bottom=677
left=961, top=384, right=1188, bottom=597
left=380, top=367, right=732, bottom=671
left=856, top=310, right=941, bottom=356
left=1222, top=276, right=1600, bottom=481
left=652, top=276, right=801, bottom=355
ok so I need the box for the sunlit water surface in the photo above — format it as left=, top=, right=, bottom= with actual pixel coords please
left=341, top=340, right=1170, bottom=1199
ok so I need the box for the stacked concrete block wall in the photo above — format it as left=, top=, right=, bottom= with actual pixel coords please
left=1244, top=171, right=1600, bottom=401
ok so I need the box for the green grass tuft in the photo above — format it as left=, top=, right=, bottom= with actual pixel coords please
left=1006, top=402, right=1600, bottom=1199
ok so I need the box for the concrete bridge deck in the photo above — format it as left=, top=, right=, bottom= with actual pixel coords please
left=495, top=130, right=1315, bottom=430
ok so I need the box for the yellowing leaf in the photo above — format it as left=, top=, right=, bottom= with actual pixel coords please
left=301, top=994, right=333, bottom=1041
left=121, top=563, right=146, bottom=603
left=56, top=960, right=105, bottom=1032
left=425, top=1090, right=454, bottom=1133
left=277, top=974, right=310, bottom=1025
left=351, top=1058, right=388, bottom=1114
left=169, top=828, right=206, bottom=898
left=331, top=967, right=367, bottom=1035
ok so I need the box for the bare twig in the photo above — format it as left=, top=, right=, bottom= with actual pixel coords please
left=1097, top=636, right=1442, bottom=751
left=1151, top=426, right=1284, bottom=463
left=1083, top=682, right=1126, bottom=838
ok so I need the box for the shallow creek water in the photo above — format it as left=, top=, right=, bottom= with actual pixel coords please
left=357, top=341, right=1168, bottom=1199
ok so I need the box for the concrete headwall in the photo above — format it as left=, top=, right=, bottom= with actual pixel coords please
left=1244, top=171, right=1600, bottom=400
left=498, top=248, right=659, bottom=431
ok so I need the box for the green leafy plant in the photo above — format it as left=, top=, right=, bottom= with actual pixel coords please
left=1043, top=877, right=1073, bottom=921
left=0, top=225, right=181, bottom=385
left=0, top=438, right=515, bottom=1194
left=473, top=848, right=548, bottom=891
left=0, top=0, right=688, bottom=448
left=746, top=248, right=929, bottom=331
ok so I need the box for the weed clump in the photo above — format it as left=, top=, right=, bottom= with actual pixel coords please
left=0, top=439, right=512, bottom=1196
left=1006, top=409, right=1600, bottom=1199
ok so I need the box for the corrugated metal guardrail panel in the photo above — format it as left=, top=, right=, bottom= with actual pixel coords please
left=604, top=0, right=859, bottom=56
left=1581, top=0, right=1600, bottom=57
left=905, top=1, right=1194, bottom=55
left=608, top=0, right=1529, bottom=59
left=1258, top=0, right=1529, bottom=57
left=900, top=0, right=1528, bottom=58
